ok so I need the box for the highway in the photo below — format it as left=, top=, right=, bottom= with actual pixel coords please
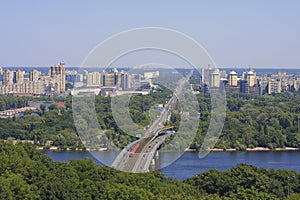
left=112, top=70, right=193, bottom=172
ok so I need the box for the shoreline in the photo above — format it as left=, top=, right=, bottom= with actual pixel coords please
left=3, top=140, right=300, bottom=153
left=36, top=146, right=110, bottom=152
left=38, top=146, right=300, bottom=152
left=202, top=147, right=300, bottom=152
left=3, top=141, right=298, bottom=152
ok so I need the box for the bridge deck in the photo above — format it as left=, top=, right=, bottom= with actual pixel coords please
left=112, top=70, right=193, bottom=172
left=121, top=137, right=152, bottom=172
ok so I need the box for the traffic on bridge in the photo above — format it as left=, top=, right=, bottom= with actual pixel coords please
left=112, top=70, right=193, bottom=172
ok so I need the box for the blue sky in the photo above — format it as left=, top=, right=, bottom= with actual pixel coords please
left=0, top=0, right=300, bottom=68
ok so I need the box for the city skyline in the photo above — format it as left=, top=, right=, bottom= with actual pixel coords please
left=1, top=64, right=299, bottom=97
left=1, top=1, right=300, bottom=68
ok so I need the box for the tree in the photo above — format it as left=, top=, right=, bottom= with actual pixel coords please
left=39, top=104, right=46, bottom=114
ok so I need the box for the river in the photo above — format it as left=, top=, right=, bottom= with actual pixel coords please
left=44, top=150, right=300, bottom=180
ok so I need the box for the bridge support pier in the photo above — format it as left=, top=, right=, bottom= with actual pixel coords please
left=151, top=158, right=155, bottom=166
left=155, top=151, right=159, bottom=158
left=149, top=158, right=156, bottom=171
left=149, top=151, right=160, bottom=171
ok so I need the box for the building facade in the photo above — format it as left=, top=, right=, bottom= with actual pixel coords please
left=50, top=63, right=66, bottom=94
left=209, top=70, right=220, bottom=88
left=228, top=71, right=238, bottom=87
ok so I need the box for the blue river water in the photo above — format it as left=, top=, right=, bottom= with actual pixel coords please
left=44, top=151, right=300, bottom=180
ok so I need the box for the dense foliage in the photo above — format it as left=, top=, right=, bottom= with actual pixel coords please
left=2, top=142, right=300, bottom=199
left=186, top=163, right=300, bottom=199
left=0, top=88, right=172, bottom=149
left=192, top=92, right=300, bottom=150
left=0, top=96, right=66, bottom=111
left=0, top=97, right=81, bottom=149
left=1, top=88, right=300, bottom=150
left=0, top=142, right=203, bottom=200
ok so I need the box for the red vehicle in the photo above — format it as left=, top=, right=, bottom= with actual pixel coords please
left=129, top=143, right=140, bottom=157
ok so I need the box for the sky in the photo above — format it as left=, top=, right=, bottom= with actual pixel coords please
left=0, top=0, right=300, bottom=68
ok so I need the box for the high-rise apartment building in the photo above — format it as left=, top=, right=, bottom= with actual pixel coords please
left=121, top=72, right=131, bottom=90
left=103, top=72, right=115, bottom=87
left=87, top=72, right=101, bottom=86
left=294, top=79, right=299, bottom=91
left=239, top=79, right=249, bottom=93
left=66, top=70, right=78, bottom=85
left=50, top=63, right=66, bottom=94
left=209, top=70, right=220, bottom=88
left=30, top=70, right=40, bottom=81
left=0, top=63, right=67, bottom=96
left=201, top=65, right=215, bottom=84
left=228, top=71, right=238, bottom=87
left=14, top=69, right=25, bottom=83
left=268, top=80, right=281, bottom=94
left=246, top=69, right=256, bottom=87
left=3, top=70, right=14, bottom=84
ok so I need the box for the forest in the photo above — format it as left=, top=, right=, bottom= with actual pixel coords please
left=0, top=88, right=172, bottom=149
left=193, top=92, right=300, bottom=150
left=1, top=89, right=300, bottom=150
left=1, top=141, right=300, bottom=199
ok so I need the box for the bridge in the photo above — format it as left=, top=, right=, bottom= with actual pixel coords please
left=112, top=70, right=193, bottom=172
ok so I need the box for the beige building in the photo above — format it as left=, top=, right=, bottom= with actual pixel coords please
left=1, top=64, right=67, bottom=96
left=1, top=80, right=45, bottom=95
left=209, top=70, right=220, bottom=88
left=15, top=69, right=25, bottom=83
left=246, top=70, right=256, bottom=87
left=1, top=83, right=13, bottom=94
left=228, top=71, right=238, bottom=87
left=201, top=65, right=215, bottom=84
left=268, top=80, right=281, bottom=94
left=103, top=72, right=115, bottom=87
left=292, top=78, right=300, bottom=91
left=24, top=81, right=45, bottom=94
left=50, top=63, right=66, bottom=94
left=30, top=70, right=40, bottom=81
left=3, top=70, right=14, bottom=84
left=87, top=72, right=101, bottom=86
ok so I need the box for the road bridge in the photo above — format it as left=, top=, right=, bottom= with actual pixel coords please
left=112, top=70, right=193, bottom=172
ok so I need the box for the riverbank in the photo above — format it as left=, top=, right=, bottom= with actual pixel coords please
left=38, top=146, right=300, bottom=152
left=184, top=147, right=300, bottom=152
left=36, top=146, right=109, bottom=152
left=205, top=147, right=300, bottom=152
left=3, top=140, right=299, bottom=152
